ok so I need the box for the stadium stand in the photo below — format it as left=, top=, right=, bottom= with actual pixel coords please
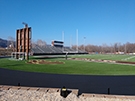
left=31, top=45, right=87, bottom=55
left=31, top=40, right=87, bottom=55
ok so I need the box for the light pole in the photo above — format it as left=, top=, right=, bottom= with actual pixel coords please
left=70, top=35, right=72, bottom=49
left=125, top=43, right=127, bottom=54
left=84, top=37, right=86, bottom=52
left=76, top=29, right=78, bottom=52
left=62, top=31, right=64, bottom=42
left=62, top=31, right=64, bottom=52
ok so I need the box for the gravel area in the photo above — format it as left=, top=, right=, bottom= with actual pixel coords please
left=69, top=58, right=135, bottom=66
left=0, top=86, right=135, bottom=101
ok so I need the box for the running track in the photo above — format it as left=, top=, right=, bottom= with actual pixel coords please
left=0, top=68, right=135, bottom=95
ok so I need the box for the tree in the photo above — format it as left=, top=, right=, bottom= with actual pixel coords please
left=78, top=45, right=84, bottom=51
left=71, top=42, right=135, bottom=54
left=31, top=40, right=37, bottom=48
left=72, top=45, right=77, bottom=50
left=7, top=36, right=15, bottom=49
left=36, top=39, right=46, bottom=47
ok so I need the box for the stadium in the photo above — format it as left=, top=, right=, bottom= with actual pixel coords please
left=1, top=25, right=135, bottom=98
left=1, top=0, right=135, bottom=100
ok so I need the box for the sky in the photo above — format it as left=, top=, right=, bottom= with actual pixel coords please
left=0, top=0, right=135, bottom=46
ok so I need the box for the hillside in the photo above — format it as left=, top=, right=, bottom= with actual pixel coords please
left=0, top=38, right=7, bottom=48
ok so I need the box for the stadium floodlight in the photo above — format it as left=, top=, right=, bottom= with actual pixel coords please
left=70, top=35, right=72, bottom=48
left=84, top=37, right=86, bottom=51
left=62, top=31, right=64, bottom=52
left=62, top=31, right=64, bottom=42
left=76, top=29, right=78, bottom=52
left=125, top=44, right=127, bottom=54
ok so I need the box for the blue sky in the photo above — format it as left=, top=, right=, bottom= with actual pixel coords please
left=0, top=0, right=135, bottom=46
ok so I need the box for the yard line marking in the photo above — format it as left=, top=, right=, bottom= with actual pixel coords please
left=122, top=56, right=135, bottom=61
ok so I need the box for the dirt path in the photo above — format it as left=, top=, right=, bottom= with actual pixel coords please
left=69, top=58, right=135, bottom=66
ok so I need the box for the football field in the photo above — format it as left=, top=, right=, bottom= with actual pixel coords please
left=0, top=54, right=135, bottom=75
left=70, top=54, right=135, bottom=62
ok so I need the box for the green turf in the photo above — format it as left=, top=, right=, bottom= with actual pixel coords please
left=0, top=55, right=135, bottom=75
left=70, top=54, right=135, bottom=62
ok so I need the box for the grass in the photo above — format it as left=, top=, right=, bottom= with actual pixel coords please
left=70, top=54, right=135, bottom=62
left=0, top=54, right=135, bottom=75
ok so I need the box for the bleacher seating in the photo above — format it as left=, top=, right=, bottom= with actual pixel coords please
left=31, top=45, right=87, bottom=55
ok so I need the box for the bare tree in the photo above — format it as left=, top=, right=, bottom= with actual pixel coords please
left=7, top=36, right=15, bottom=49
left=126, top=42, right=135, bottom=53
left=36, top=39, right=46, bottom=47
left=72, top=42, right=135, bottom=54
left=78, top=45, right=84, bottom=51
left=31, top=40, right=37, bottom=48
left=72, top=45, right=77, bottom=50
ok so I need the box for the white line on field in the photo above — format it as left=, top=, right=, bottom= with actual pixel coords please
left=122, top=56, right=135, bottom=61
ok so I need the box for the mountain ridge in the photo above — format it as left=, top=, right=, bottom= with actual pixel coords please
left=0, top=38, right=8, bottom=48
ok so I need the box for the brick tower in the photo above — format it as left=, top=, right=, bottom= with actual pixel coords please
left=16, top=23, right=32, bottom=60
